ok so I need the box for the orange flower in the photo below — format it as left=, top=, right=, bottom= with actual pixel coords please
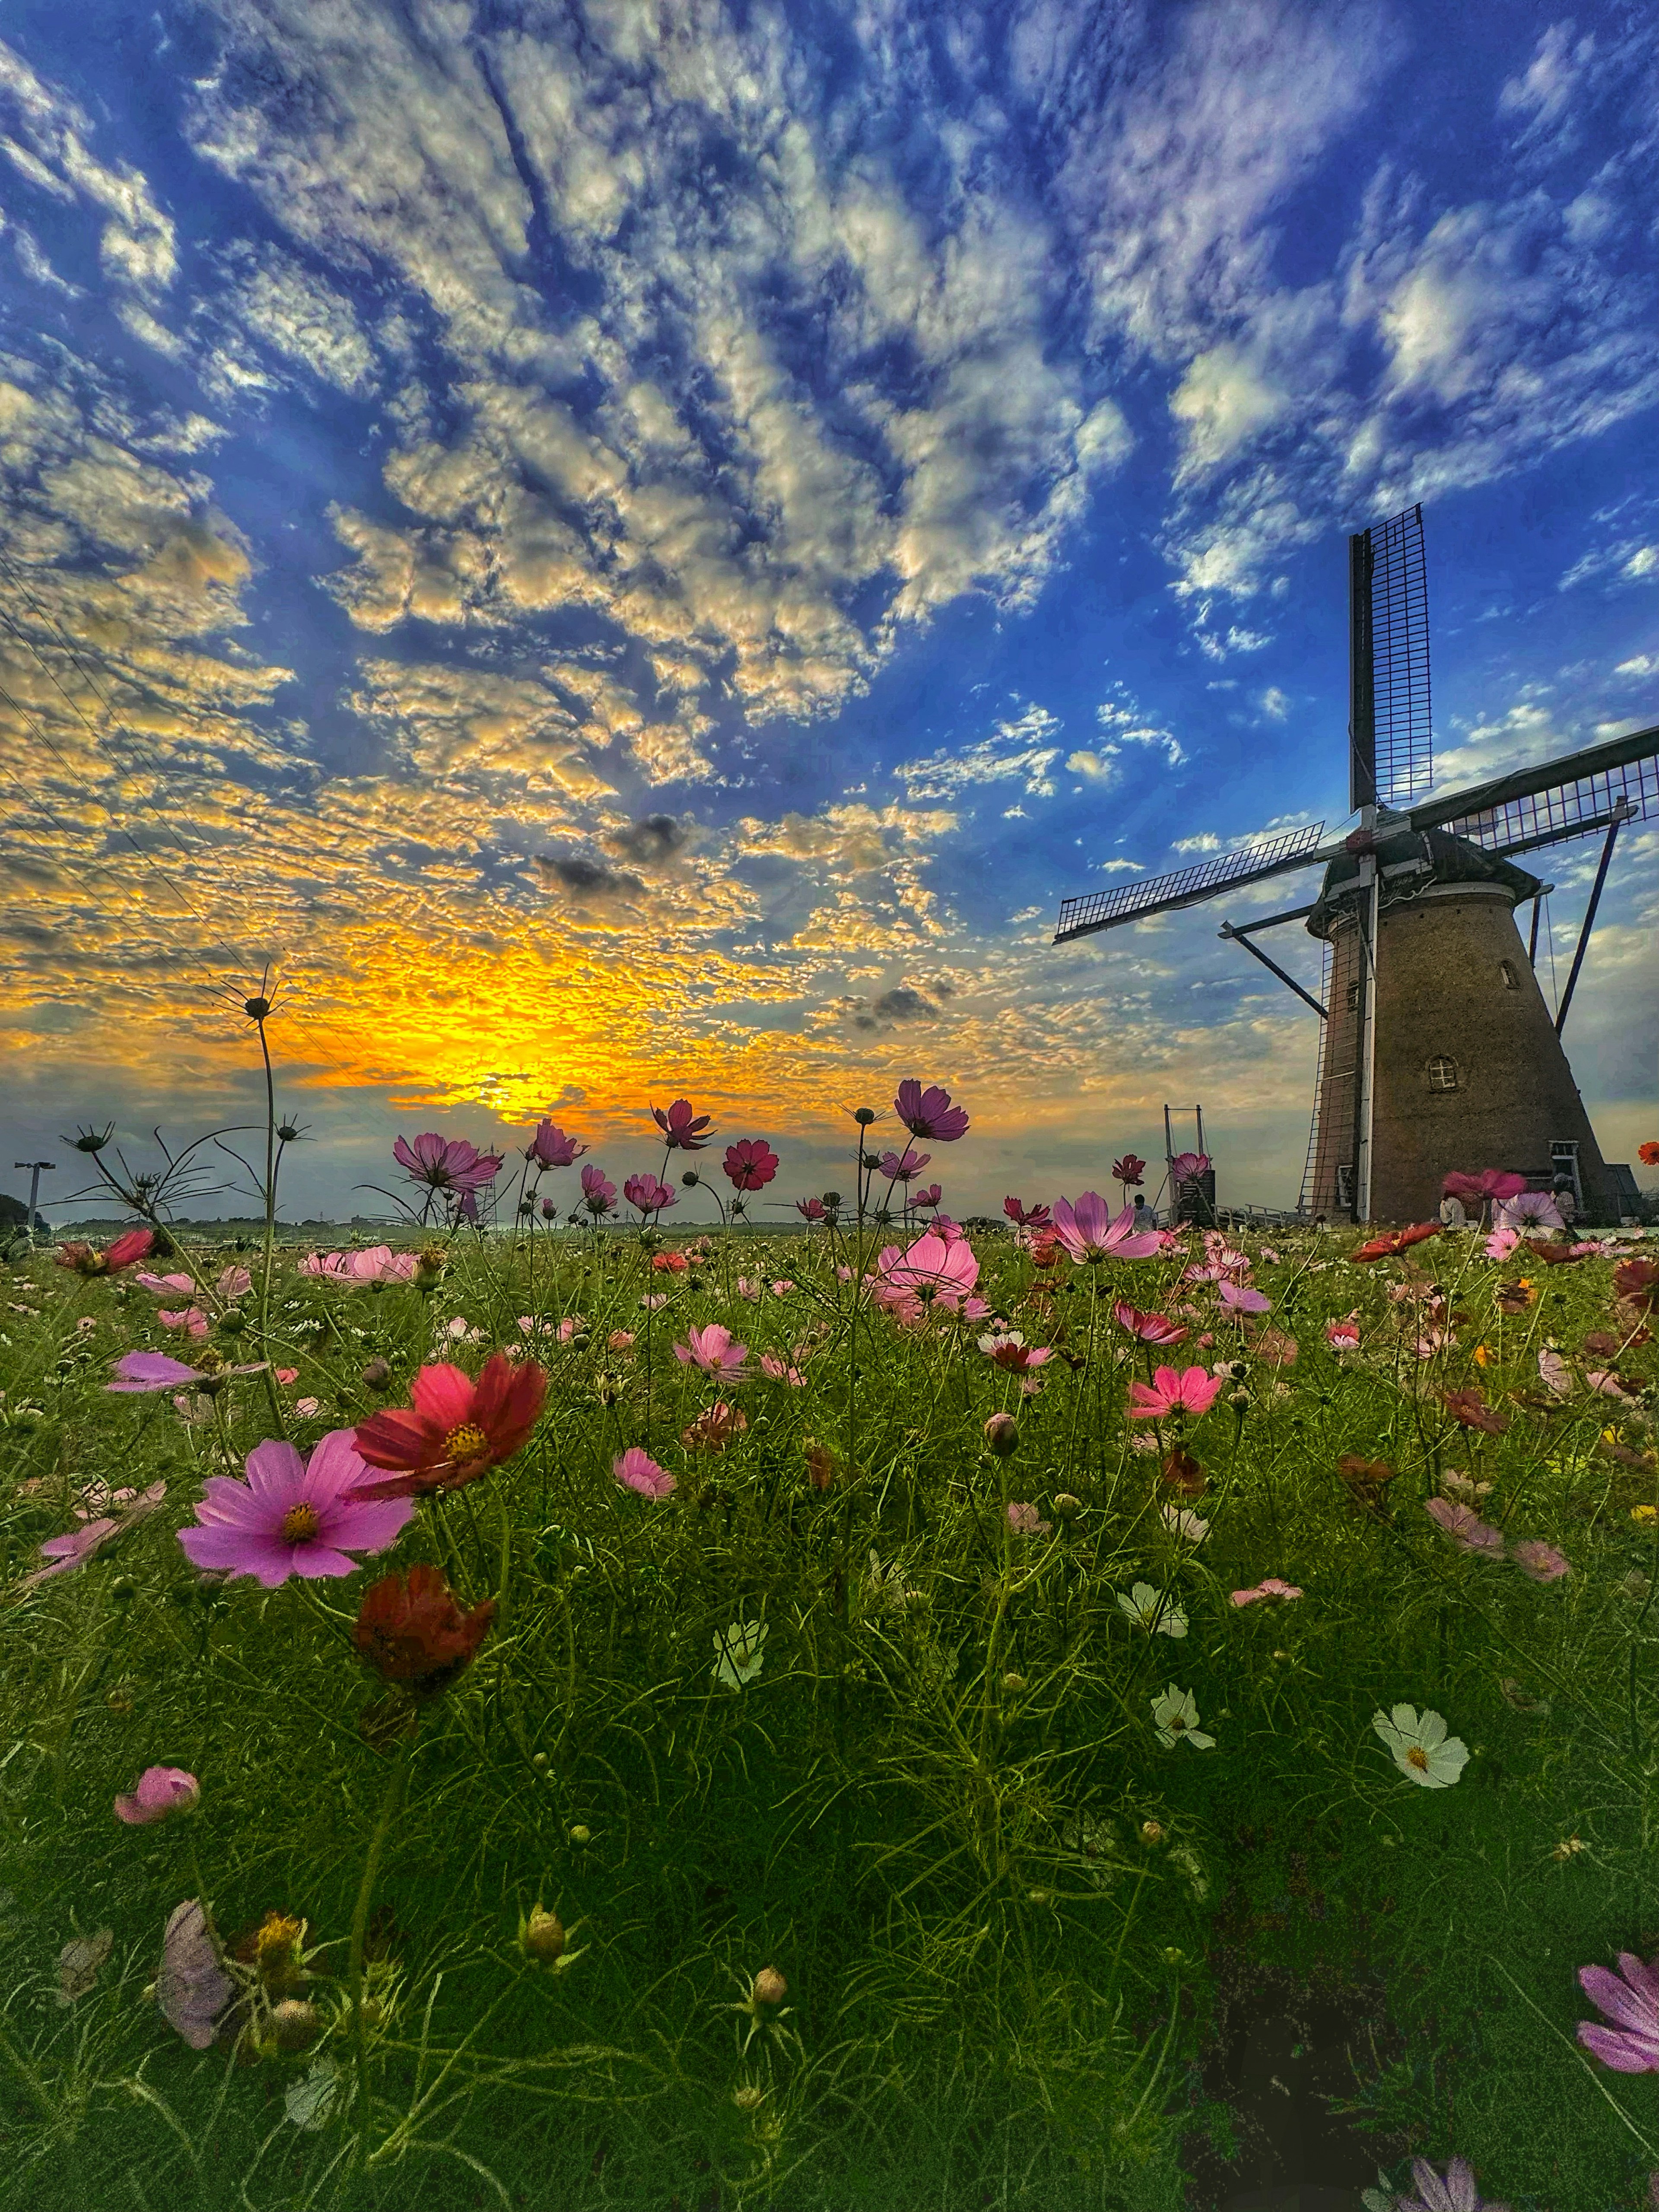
left=1352, top=1222, right=1441, bottom=1264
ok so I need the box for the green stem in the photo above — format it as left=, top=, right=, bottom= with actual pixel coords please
left=349, top=1726, right=418, bottom=2174
left=254, top=1016, right=288, bottom=1442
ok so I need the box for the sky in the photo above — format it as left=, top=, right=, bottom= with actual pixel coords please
left=0, top=0, right=1655, bottom=1230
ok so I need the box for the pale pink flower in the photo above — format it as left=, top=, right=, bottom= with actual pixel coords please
left=1231, top=1579, right=1303, bottom=1607
left=1424, top=1497, right=1506, bottom=1560
left=1538, top=1348, right=1573, bottom=1397
left=769, top=1279, right=795, bottom=1297
left=301, top=1246, right=420, bottom=1286
left=608, top=1329, right=636, bottom=1351
left=156, top=1900, right=232, bottom=2050
left=875, top=1230, right=981, bottom=1314
left=216, top=1267, right=253, bottom=1300
left=674, top=1323, right=749, bottom=1377
left=640, top=1294, right=668, bottom=1312
left=735, top=1277, right=763, bottom=1300
left=294, top=1397, right=321, bottom=1417
left=1484, top=1226, right=1522, bottom=1261
left=1007, top=1501, right=1052, bottom=1536
left=1326, top=1316, right=1361, bottom=1351
left=135, top=1271, right=197, bottom=1297
left=158, top=1307, right=211, bottom=1337
left=1496, top=1190, right=1564, bottom=1233
left=1512, top=1539, right=1570, bottom=1583
left=1160, top=1504, right=1211, bottom=1546
left=759, top=1354, right=806, bottom=1386
left=1128, top=1367, right=1226, bottom=1420
left=1218, top=1281, right=1271, bottom=1316
left=613, top=1448, right=675, bottom=1500
left=115, top=1767, right=199, bottom=1825
left=1052, top=1192, right=1161, bottom=1265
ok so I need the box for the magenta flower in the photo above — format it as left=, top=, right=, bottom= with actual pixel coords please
left=674, top=1323, right=749, bottom=1377
left=392, top=1132, right=503, bottom=1195
left=1443, top=1169, right=1528, bottom=1206
left=108, top=1351, right=266, bottom=1395
left=158, top=1307, right=211, bottom=1336
left=1577, top=1948, right=1659, bottom=2072
left=1231, top=1579, right=1303, bottom=1607
left=1112, top=1301, right=1187, bottom=1346
left=526, top=1120, right=587, bottom=1169
left=1111, top=1155, right=1147, bottom=1189
left=651, top=1098, right=712, bottom=1151
left=1170, top=1152, right=1211, bottom=1184
left=1511, top=1538, right=1570, bottom=1583
left=18, top=1517, right=121, bottom=1589
left=580, top=1164, right=617, bottom=1217
left=1004, top=1197, right=1052, bottom=1229
left=874, top=1231, right=981, bottom=1314
left=878, top=1147, right=931, bottom=1182
left=115, top=1767, right=200, bottom=1825
left=156, top=1901, right=232, bottom=2051
left=1052, top=1192, right=1162, bottom=1265
left=913, top=1183, right=942, bottom=1209
left=723, top=1139, right=780, bottom=1192
left=54, top=1227, right=155, bottom=1278
left=795, top=1197, right=826, bottom=1222
left=1218, top=1281, right=1272, bottom=1316
left=894, top=1081, right=970, bottom=1143
left=613, top=1448, right=676, bottom=1500
left=1127, top=1367, right=1226, bottom=1420
left=1423, top=1497, right=1507, bottom=1560
left=623, top=1172, right=677, bottom=1218
left=1396, top=2155, right=1511, bottom=2212
left=176, top=1430, right=414, bottom=1588
left=135, top=1270, right=197, bottom=1297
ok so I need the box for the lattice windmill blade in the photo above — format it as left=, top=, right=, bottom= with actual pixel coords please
left=1350, top=502, right=1431, bottom=812
left=1406, top=721, right=1659, bottom=858
left=1052, top=821, right=1328, bottom=942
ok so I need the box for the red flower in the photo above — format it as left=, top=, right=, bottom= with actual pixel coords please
left=1443, top=1169, right=1528, bottom=1205
left=723, top=1139, right=780, bottom=1192
left=1004, top=1196, right=1052, bottom=1229
left=350, top=1351, right=548, bottom=1500
left=650, top=1249, right=689, bottom=1273
left=795, top=1197, right=826, bottom=1222
left=1353, top=1222, right=1442, bottom=1263
left=353, top=1565, right=494, bottom=1694
left=1111, top=1155, right=1147, bottom=1188
left=651, top=1099, right=712, bottom=1151
left=55, top=1228, right=155, bottom=1278
left=1112, top=1300, right=1187, bottom=1346
left=1637, top=1141, right=1659, bottom=1167
left=1442, top=1386, right=1510, bottom=1436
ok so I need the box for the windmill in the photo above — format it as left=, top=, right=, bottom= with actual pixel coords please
left=1053, top=505, right=1659, bottom=1224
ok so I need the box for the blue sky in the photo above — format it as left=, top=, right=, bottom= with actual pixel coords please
left=0, top=0, right=1654, bottom=1225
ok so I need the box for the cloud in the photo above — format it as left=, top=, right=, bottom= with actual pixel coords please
left=605, top=814, right=692, bottom=868
left=229, top=246, right=378, bottom=394
left=1067, top=749, right=1116, bottom=783
left=1259, top=686, right=1289, bottom=720
left=849, top=985, right=939, bottom=1032
left=1172, top=832, right=1221, bottom=854
left=895, top=706, right=1062, bottom=803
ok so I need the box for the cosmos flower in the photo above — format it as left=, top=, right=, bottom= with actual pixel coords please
left=874, top=1231, right=981, bottom=1313
left=623, top=1172, right=677, bottom=1218
left=1392, top=2155, right=1511, bottom=2212
left=156, top=1901, right=233, bottom=2051
left=1495, top=1190, right=1564, bottom=1233
left=157, top=1308, right=210, bottom=1337
left=54, top=1228, right=155, bottom=1278
left=114, top=1767, right=200, bottom=1825
left=912, top=1184, right=943, bottom=1209
left=795, top=1197, right=827, bottom=1222
left=674, top=1323, right=749, bottom=1377
left=353, top=1565, right=495, bottom=1695
left=1112, top=1301, right=1187, bottom=1346
left=1151, top=1684, right=1214, bottom=1750
left=1218, top=1281, right=1272, bottom=1316
left=350, top=1352, right=549, bottom=1500
left=1051, top=1193, right=1161, bottom=1264
left=1576, top=1947, right=1659, bottom=2073
left=525, top=1120, right=587, bottom=1169
left=976, top=1330, right=1054, bottom=1374
left=894, top=1080, right=970, bottom=1142
left=1325, top=1316, right=1361, bottom=1351
left=613, top=1448, right=675, bottom=1500
left=682, top=1402, right=747, bottom=1451
left=392, top=1132, right=503, bottom=1196
left=1639, top=1141, right=1659, bottom=1167
left=1442, top=1386, right=1510, bottom=1436
left=1443, top=1169, right=1529, bottom=1206
left=651, top=1098, right=712, bottom=1151
left=1004, top=1197, right=1053, bottom=1229
left=18, top=1517, right=122, bottom=1589
left=177, top=1430, right=414, bottom=1587
left=299, top=1246, right=420, bottom=1285
left=878, top=1147, right=931, bottom=1182
left=1127, top=1367, right=1226, bottom=1420
left=580, top=1164, right=617, bottom=1217
left=1231, top=1579, right=1303, bottom=1606
left=1372, top=1703, right=1468, bottom=1788
left=1006, top=1501, right=1052, bottom=1536
left=1353, top=1222, right=1442, bottom=1262
left=1422, top=1497, right=1506, bottom=1560
left=1169, top=1152, right=1211, bottom=1184
left=712, top=1617, right=767, bottom=1691
left=759, top=1354, right=806, bottom=1386
left=723, top=1139, right=780, bottom=1191
left=1160, top=1504, right=1211, bottom=1546
left=1118, top=1581, right=1188, bottom=1636
left=1111, top=1155, right=1147, bottom=1189
left=1511, top=1539, right=1570, bottom=1583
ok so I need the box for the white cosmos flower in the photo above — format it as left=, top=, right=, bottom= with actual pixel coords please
left=1160, top=1505, right=1210, bottom=1546
left=1151, top=1684, right=1214, bottom=1750
left=713, top=1618, right=768, bottom=1692
left=1117, top=1581, right=1189, bottom=1637
left=1371, top=1703, right=1468, bottom=1788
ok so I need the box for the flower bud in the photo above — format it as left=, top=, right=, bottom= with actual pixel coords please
left=853, top=1108, right=877, bottom=1126
left=983, top=1412, right=1019, bottom=1457
left=243, top=995, right=272, bottom=1022
left=109, top=1577, right=137, bottom=1609
left=733, top=2084, right=765, bottom=2112
left=413, top=1246, right=446, bottom=1290
left=1001, top=1672, right=1026, bottom=1693
left=276, top=1122, right=302, bottom=1144
left=1228, top=1387, right=1252, bottom=1411
left=750, top=1966, right=787, bottom=2008
left=361, top=1357, right=391, bottom=1390
left=681, top=1170, right=699, bottom=1188
left=216, top=1308, right=247, bottom=1336
left=540, top=1198, right=557, bottom=1219
left=522, top=1905, right=565, bottom=1963
left=569, top=1824, right=591, bottom=1845
left=1140, top=1820, right=1164, bottom=1845
left=821, top=1192, right=842, bottom=1209
left=270, top=1998, right=321, bottom=2052
left=1051, top=1492, right=1082, bottom=1520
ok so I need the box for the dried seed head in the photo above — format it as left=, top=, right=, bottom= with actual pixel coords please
left=983, top=1412, right=1019, bottom=1457
left=1140, top=1820, right=1164, bottom=1845
left=751, top=1966, right=787, bottom=2007
left=270, top=1998, right=321, bottom=2051
left=523, top=1906, right=565, bottom=1962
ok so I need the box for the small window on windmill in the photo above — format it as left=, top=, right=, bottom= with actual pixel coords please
left=1426, top=1055, right=1459, bottom=1093
left=1335, top=1165, right=1354, bottom=1210
left=1345, top=978, right=1360, bottom=1011
left=1498, top=960, right=1520, bottom=991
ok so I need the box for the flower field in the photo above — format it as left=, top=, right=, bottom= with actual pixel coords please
left=3, top=1059, right=1658, bottom=2212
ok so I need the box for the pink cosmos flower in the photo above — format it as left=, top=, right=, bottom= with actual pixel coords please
left=1511, top=1539, right=1570, bottom=1583
left=759, top=1354, right=806, bottom=1386
left=1444, top=1169, right=1528, bottom=1206
left=1424, top=1497, right=1507, bottom=1560
left=1127, top=1367, right=1226, bottom=1420
left=300, top=1247, right=420, bottom=1285
left=580, top=1164, right=617, bottom=1216
left=1111, top=1155, right=1147, bottom=1189
left=608, top=1329, right=636, bottom=1351
left=674, top=1324, right=749, bottom=1377
left=1231, top=1579, right=1303, bottom=1606
left=977, top=1330, right=1054, bottom=1373
left=157, top=1901, right=232, bottom=2051
left=526, top=1120, right=587, bottom=1169
left=724, top=1139, right=779, bottom=1191
left=19, top=1518, right=121, bottom=1589
left=912, top=1183, right=942, bottom=1209
left=294, top=1397, right=321, bottom=1417
left=1112, top=1301, right=1187, bottom=1347
left=108, top=1351, right=265, bottom=1393
left=135, top=1271, right=197, bottom=1297
left=1577, top=1948, right=1659, bottom=2072
left=1326, top=1316, right=1361, bottom=1351
left=894, top=1080, right=970, bottom=1142
left=1484, top=1226, right=1523, bottom=1260
left=1496, top=1190, right=1564, bottom=1233
left=878, top=1147, right=931, bottom=1182
left=1218, top=1281, right=1271, bottom=1316
left=1004, top=1197, right=1052, bottom=1229
left=115, top=1767, right=200, bottom=1825
left=1395, top=2155, right=1510, bottom=2212
left=769, top=1279, right=795, bottom=1296
left=276, top=1368, right=299, bottom=1385
left=734, top=1277, right=762, bottom=1300
left=1170, top=1151, right=1211, bottom=1184
left=1253, top=1330, right=1300, bottom=1367
left=1052, top=1193, right=1162, bottom=1265
left=1007, top=1501, right=1052, bottom=1536
left=874, top=1230, right=981, bottom=1314
left=54, top=1228, right=155, bottom=1278
left=216, top=1267, right=253, bottom=1300
left=158, top=1307, right=211, bottom=1337
left=640, top=1293, right=668, bottom=1311
left=795, top=1197, right=827, bottom=1222
left=651, top=1098, right=712, bottom=1151
left=393, top=1132, right=503, bottom=1195
left=176, top=1430, right=414, bottom=1588
left=613, top=1448, right=676, bottom=1500
left=623, top=1172, right=677, bottom=1217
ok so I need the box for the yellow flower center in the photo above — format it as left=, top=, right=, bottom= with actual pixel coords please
left=1406, top=1746, right=1429, bottom=1770
left=280, top=1504, right=321, bottom=1544
left=444, top=1421, right=490, bottom=1462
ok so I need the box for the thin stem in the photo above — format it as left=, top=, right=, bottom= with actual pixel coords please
left=349, top=1725, right=418, bottom=2175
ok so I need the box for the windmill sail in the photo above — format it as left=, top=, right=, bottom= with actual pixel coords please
left=1052, top=822, right=1326, bottom=942
left=1350, top=503, right=1431, bottom=813
left=1406, top=721, right=1658, bottom=858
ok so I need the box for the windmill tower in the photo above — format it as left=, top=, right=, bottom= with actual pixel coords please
left=1052, top=506, right=1658, bottom=1224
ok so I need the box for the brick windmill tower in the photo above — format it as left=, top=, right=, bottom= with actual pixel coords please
left=1052, top=507, right=1658, bottom=1224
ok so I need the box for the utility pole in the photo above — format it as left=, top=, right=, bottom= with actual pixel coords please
left=13, top=1160, right=55, bottom=1242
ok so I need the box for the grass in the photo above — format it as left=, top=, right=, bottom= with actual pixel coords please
left=1, top=1109, right=1656, bottom=2212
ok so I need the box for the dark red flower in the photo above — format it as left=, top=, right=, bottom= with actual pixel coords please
left=1353, top=1222, right=1442, bottom=1263
left=1111, top=1156, right=1147, bottom=1188
left=1613, top=1258, right=1659, bottom=1313
left=723, top=1139, right=780, bottom=1192
left=1160, top=1446, right=1207, bottom=1499
left=350, top=1351, right=548, bottom=1500
left=795, top=1197, right=826, bottom=1222
left=1004, top=1197, right=1052, bottom=1229
left=651, top=1099, right=712, bottom=1151
left=1442, top=1169, right=1528, bottom=1205
left=354, top=1565, right=494, bottom=1695
left=55, top=1228, right=155, bottom=1278
left=895, top=1081, right=969, bottom=1143
left=1443, top=1386, right=1510, bottom=1436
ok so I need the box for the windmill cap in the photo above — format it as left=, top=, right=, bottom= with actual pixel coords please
left=1307, top=823, right=1543, bottom=938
